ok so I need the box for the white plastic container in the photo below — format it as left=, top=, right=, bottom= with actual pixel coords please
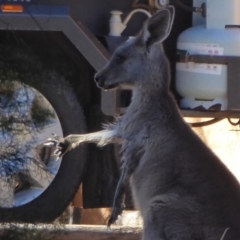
left=176, top=0, right=240, bottom=110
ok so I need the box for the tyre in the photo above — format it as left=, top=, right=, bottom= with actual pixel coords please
left=0, top=46, right=87, bottom=222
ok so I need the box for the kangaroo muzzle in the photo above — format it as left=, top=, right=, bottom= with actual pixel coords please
left=94, top=72, right=118, bottom=90
left=94, top=72, right=105, bottom=88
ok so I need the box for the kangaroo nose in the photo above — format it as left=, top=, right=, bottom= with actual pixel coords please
left=94, top=72, right=106, bottom=88
left=94, top=74, right=100, bottom=83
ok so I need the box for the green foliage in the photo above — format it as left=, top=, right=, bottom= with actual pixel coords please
left=0, top=223, right=65, bottom=240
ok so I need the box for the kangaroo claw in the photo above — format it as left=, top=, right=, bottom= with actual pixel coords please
left=44, top=134, right=71, bottom=158
left=107, top=203, right=125, bottom=227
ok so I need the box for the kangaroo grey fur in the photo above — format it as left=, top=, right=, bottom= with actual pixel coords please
left=45, top=6, right=240, bottom=239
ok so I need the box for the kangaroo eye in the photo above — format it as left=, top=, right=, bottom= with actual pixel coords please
left=115, top=55, right=126, bottom=64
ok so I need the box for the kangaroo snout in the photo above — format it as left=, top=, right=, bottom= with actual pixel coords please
left=94, top=72, right=118, bottom=90
left=94, top=73, right=101, bottom=84
left=94, top=72, right=105, bottom=88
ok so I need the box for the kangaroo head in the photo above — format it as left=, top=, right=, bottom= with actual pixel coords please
left=95, top=6, right=175, bottom=90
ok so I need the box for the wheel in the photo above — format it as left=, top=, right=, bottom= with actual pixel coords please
left=0, top=46, right=87, bottom=222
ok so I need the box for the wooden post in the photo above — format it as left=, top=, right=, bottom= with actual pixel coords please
left=0, top=224, right=142, bottom=240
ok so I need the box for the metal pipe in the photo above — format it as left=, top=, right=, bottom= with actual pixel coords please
left=123, top=9, right=152, bottom=25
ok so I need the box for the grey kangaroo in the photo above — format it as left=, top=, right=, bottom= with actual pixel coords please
left=45, top=6, right=240, bottom=240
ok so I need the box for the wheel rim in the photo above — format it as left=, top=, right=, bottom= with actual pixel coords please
left=0, top=81, right=63, bottom=207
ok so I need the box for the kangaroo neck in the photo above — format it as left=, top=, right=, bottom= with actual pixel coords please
left=128, top=82, right=176, bottom=118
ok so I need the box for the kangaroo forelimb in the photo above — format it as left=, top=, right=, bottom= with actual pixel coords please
left=107, top=172, right=126, bottom=227
left=108, top=143, right=144, bottom=227
left=45, top=129, right=122, bottom=158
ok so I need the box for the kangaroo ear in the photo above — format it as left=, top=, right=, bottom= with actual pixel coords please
left=142, top=6, right=175, bottom=49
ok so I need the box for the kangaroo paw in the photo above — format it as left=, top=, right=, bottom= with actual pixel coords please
left=107, top=202, right=125, bottom=227
left=44, top=134, right=71, bottom=158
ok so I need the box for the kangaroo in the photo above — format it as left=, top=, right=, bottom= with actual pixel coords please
left=45, top=6, right=240, bottom=239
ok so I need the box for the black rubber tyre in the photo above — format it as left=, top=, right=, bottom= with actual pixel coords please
left=0, top=47, right=87, bottom=222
